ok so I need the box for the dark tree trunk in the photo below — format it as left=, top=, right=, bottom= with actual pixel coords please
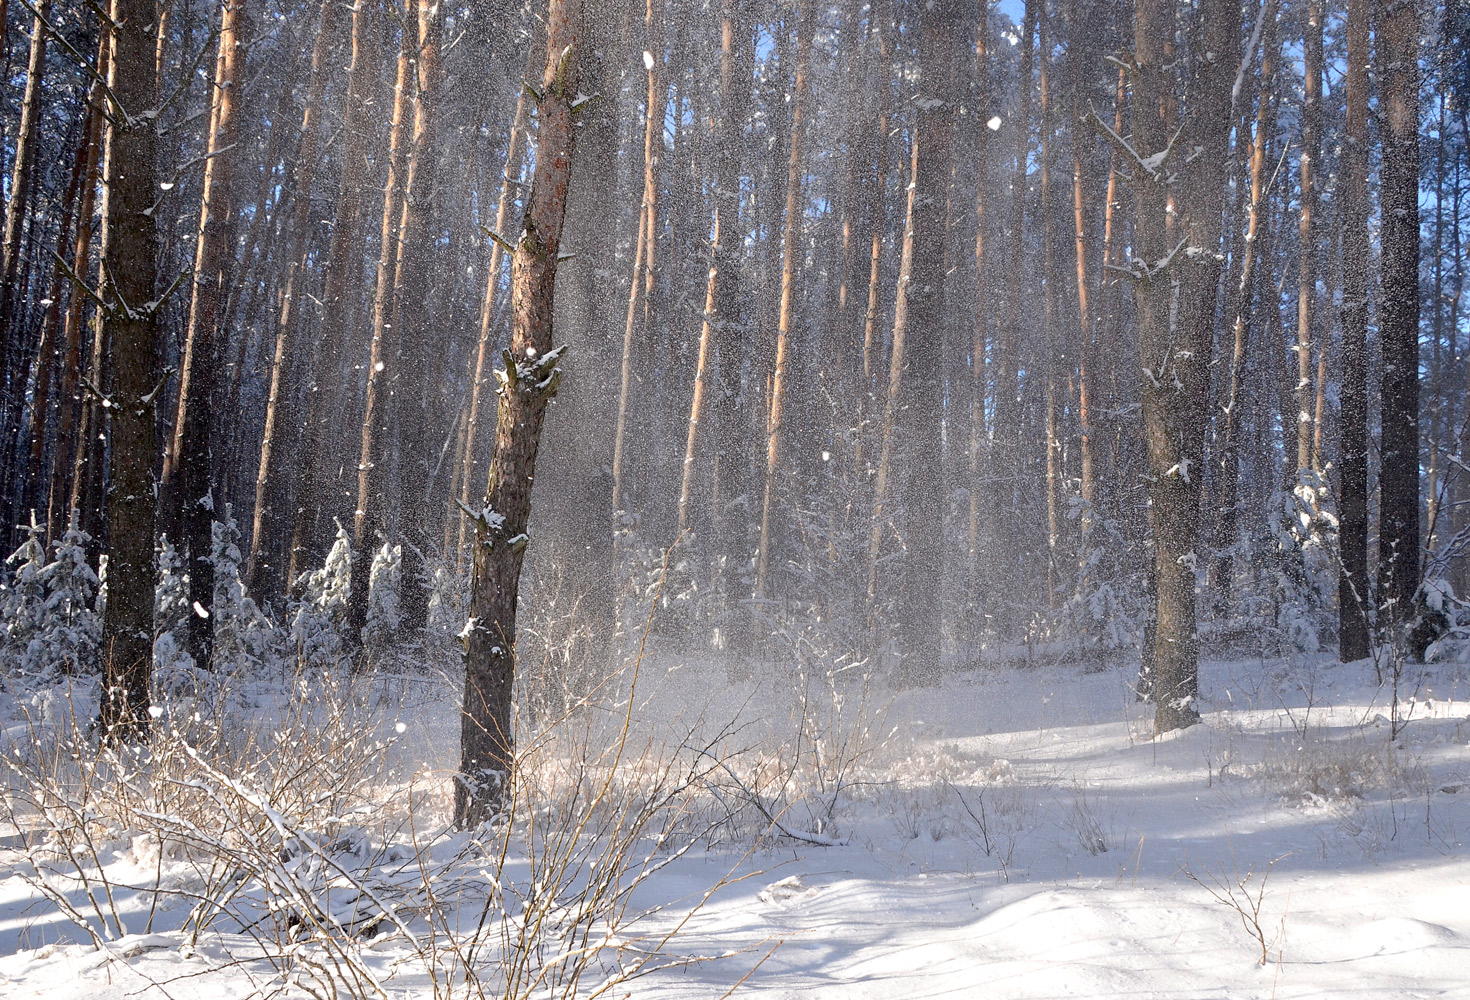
left=98, top=0, right=163, bottom=738
left=1338, top=0, right=1371, bottom=661
left=1127, top=0, right=1239, bottom=733
left=1376, top=0, right=1422, bottom=651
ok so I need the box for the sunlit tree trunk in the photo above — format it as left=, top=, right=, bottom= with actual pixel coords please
left=457, top=40, right=541, bottom=567
left=1039, top=5, right=1060, bottom=611
left=754, top=0, right=813, bottom=601
left=47, top=39, right=108, bottom=541
left=456, top=0, right=583, bottom=827
left=347, top=7, right=413, bottom=640
left=163, top=0, right=247, bottom=667
left=286, top=0, right=380, bottom=587
left=392, top=0, right=446, bottom=631
left=1211, top=0, right=1278, bottom=602
left=892, top=0, right=958, bottom=679
left=611, top=0, right=664, bottom=515
left=677, top=0, right=749, bottom=539
left=246, top=0, right=339, bottom=595
left=22, top=104, right=91, bottom=534
left=0, top=0, right=51, bottom=533
left=0, top=0, right=48, bottom=365
left=1293, top=0, right=1322, bottom=475
left=854, top=0, right=892, bottom=483
left=965, top=3, right=991, bottom=643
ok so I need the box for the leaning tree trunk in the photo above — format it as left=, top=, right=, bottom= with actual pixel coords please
left=97, top=0, right=163, bottom=739
left=1338, top=0, right=1371, bottom=661
left=1377, top=0, right=1421, bottom=652
left=456, top=0, right=583, bottom=828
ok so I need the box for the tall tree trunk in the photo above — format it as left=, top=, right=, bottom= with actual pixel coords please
left=457, top=39, right=541, bottom=566
left=995, top=0, right=1036, bottom=466
left=1127, top=0, right=1239, bottom=732
left=866, top=130, right=918, bottom=613
left=676, top=0, right=749, bottom=539
left=347, top=6, right=413, bottom=640
left=1293, top=0, right=1323, bottom=475
left=162, top=0, right=247, bottom=666
left=754, top=0, right=813, bottom=602
left=853, top=0, right=892, bottom=483
left=22, top=109, right=90, bottom=533
left=1068, top=0, right=1095, bottom=520
left=1039, top=4, right=1060, bottom=611
left=390, top=0, right=446, bottom=632
left=611, top=0, right=664, bottom=516
left=47, top=39, right=108, bottom=541
left=707, top=0, right=754, bottom=606
left=98, top=0, right=163, bottom=738
left=892, top=0, right=958, bottom=679
left=1211, top=0, right=1278, bottom=601
left=246, top=0, right=339, bottom=595
left=286, top=0, right=380, bottom=588
left=0, top=0, right=51, bottom=533
left=456, top=0, right=583, bottom=828
left=965, top=2, right=990, bottom=642
left=1377, top=0, right=1422, bottom=650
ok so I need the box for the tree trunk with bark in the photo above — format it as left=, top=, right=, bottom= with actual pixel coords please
left=754, top=0, right=813, bottom=602
left=1338, top=0, right=1371, bottom=661
left=1376, top=0, right=1421, bottom=651
left=246, top=0, right=340, bottom=595
left=97, top=0, right=163, bottom=738
left=456, top=0, right=583, bottom=827
left=1125, top=0, right=1238, bottom=732
left=163, top=0, right=247, bottom=667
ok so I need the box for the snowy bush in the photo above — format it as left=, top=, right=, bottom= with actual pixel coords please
left=2, top=513, right=101, bottom=680
left=363, top=541, right=402, bottom=649
left=1257, top=728, right=1426, bottom=806
left=291, top=521, right=353, bottom=666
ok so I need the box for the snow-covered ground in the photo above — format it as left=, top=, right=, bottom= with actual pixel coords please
left=2, top=649, right=1468, bottom=999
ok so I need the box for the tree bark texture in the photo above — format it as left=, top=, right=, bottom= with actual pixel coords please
left=457, top=0, right=583, bottom=827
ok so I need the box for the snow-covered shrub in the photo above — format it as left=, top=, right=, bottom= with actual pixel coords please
left=2, top=514, right=49, bottom=662
left=154, top=535, right=190, bottom=639
left=1064, top=494, right=1148, bottom=660
left=2, top=513, right=101, bottom=679
left=210, top=506, right=278, bottom=672
left=363, top=541, right=402, bottom=649
left=291, top=521, right=353, bottom=666
left=1264, top=471, right=1339, bottom=653
left=1257, top=727, right=1426, bottom=806
left=28, top=515, right=101, bottom=675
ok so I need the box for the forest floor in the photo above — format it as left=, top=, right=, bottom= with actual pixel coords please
left=1, top=643, right=1468, bottom=998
